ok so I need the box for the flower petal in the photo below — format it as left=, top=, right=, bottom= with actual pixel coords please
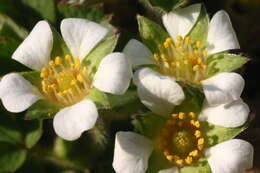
left=93, top=53, right=132, bottom=95
left=205, top=139, right=253, bottom=173
left=0, top=73, right=41, bottom=113
left=207, top=10, right=240, bottom=55
left=159, top=167, right=179, bottom=173
left=162, top=4, right=201, bottom=40
left=199, top=99, right=249, bottom=128
left=134, top=68, right=185, bottom=116
left=113, top=132, right=153, bottom=173
left=202, top=72, right=245, bottom=106
left=123, top=39, right=156, bottom=68
left=61, top=18, right=108, bottom=61
left=53, top=99, right=98, bottom=141
left=12, top=21, right=53, bottom=71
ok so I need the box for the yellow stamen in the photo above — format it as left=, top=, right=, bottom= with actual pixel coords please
left=185, top=156, right=193, bottom=164
left=194, top=130, right=201, bottom=138
left=55, top=56, right=62, bottom=65
left=178, top=112, right=185, bottom=119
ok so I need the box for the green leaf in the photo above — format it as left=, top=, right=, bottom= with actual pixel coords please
left=86, top=87, right=138, bottom=109
left=138, top=0, right=166, bottom=21
left=202, top=121, right=245, bottom=147
left=132, top=112, right=166, bottom=140
left=207, top=53, right=249, bottom=77
left=149, top=0, right=185, bottom=11
left=82, top=35, right=119, bottom=77
left=25, top=100, right=60, bottom=120
left=0, top=143, right=27, bottom=173
left=21, top=0, right=56, bottom=23
left=0, top=114, right=23, bottom=145
left=22, top=120, right=43, bottom=148
left=21, top=71, right=41, bottom=89
left=173, top=84, right=204, bottom=115
left=187, top=5, right=209, bottom=46
left=180, top=157, right=212, bottom=173
left=137, top=15, right=169, bottom=53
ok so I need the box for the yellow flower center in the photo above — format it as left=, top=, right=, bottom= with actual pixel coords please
left=157, top=112, right=204, bottom=167
left=154, top=35, right=208, bottom=84
left=40, top=55, right=92, bottom=106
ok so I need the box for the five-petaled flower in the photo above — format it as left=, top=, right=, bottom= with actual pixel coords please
left=0, top=18, right=132, bottom=141
left=123, top=3, right=243, bottom=116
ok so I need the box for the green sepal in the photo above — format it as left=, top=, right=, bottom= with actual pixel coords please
left=21, top=0, right=56, bottom=23
left=201, top=121, right=246, bottom=147
left=50, top=26, right=71, bottom=60
left=82, top=35, right=119, bottom=77
left=173, top=84, right=204, bottom=115
left=22, top=120, right=43, bottom=149
left=207, top=53, right=249, bottom=77
left=25, top=100, right=60, bottom=120
left=180, top=157, right=212, bottom=173
left=0, top=143, right=27, bottom=173
left=187, top=5, right=209, bottom=46
left=86, top=87, right=138, bottom=110
left=146, top=151, right=171, bottom=173
left=132, top=112, right=166, bottom=140
left=137, top=15, right=169, bottom=53
left=21, top=71, right=41, bottom=89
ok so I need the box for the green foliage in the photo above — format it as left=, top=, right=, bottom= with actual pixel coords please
left=180, top=158, right=212, bottom=173
left=207, top=53, right=249, bottom=77
left=202, top=121, right=246, bottom=147
left=82, top=35, right=119, bottom=77
left=137, top=15, right=169, bottom=53
left=0, top=110, right=42, bottom=172
left=187, top=5, right=209, bottom=46
left=21, top=0, right=56, bottom=23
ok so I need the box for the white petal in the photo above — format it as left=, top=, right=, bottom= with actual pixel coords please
left=207, top=10, right=240, bottom=55
left=113, top=132, right=153, bottom=173
left=61, top=18, right=108, bottom=61
left=159, top=167, right=179, bottom=173
left=162, top=4, right=201, bottom=40
left=0, top=73, right=41, bottom=113
left=134, top=68, right=185, bottom=116
left=206, top=139, right=253, bottom=173
left=123, top=39, right=155, bottom=68
left=199, top=99, right=249, bottom=128
left=93, top=53, right=132, bottom=95
left=53, top=99, right=98, bottom=141
left=202, top=72, right=245, bottom=106
left=12, top=21, right=53, bottom=71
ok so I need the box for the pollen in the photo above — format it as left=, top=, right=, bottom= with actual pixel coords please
left=157, top=112, right=205, bottom=167
left=154, top=35, right=208, bottom=84
left=40, top=55, right=92, bottom=106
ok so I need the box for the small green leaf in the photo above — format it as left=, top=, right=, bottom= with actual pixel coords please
left=137, top=15, right=169, bottom=53
left=132, top=112, right=166, bottom=140
left=25, top=100, right=60, bottom=120
left=23, top=120, right=43, bottom=148
left=86, top=87, right=138, bottom=109
left=21, top=0, right=56, bottom=23
left=207, top=53, right=249, bottom=77
left=180, top=157, right=212, bottom=173
left=82, top=35, right=119, bottom=77
left=0, top=143, right=27, bottom=173
left=202, top=121, right=245, bottom=147
left=21, top=71, right=41, bottom=89
left=187, top=5, right=209, bottom=45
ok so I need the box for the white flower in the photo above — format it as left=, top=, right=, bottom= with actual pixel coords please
left=0, top=19, right=132, bottom=141
left=113, top=131, right=253, bottom=173
left=123, top=4, right=241, bottom=116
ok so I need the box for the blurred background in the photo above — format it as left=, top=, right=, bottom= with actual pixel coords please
left=0, top=0, right=259, bottom=172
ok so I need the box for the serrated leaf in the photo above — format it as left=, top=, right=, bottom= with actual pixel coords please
left=207, top=53, right=248, bottom=77
left=0, top=142, right=27, bottom=173
left=86, top=87, right=138, bottom=109
left=21, top=0, right=56, bottom=23
left=25, top=100, right=60, bottom=120
left=187, top=5, right=209, bottom=46
left=137, top=15, right=169, bottom=53
left=132, top=112, right=166, bottom=140
left=201, top=121, right=245, bottom=147
left=180, top=158, right=212, bottom=173
left=82, top=35, right=119, bottom=77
